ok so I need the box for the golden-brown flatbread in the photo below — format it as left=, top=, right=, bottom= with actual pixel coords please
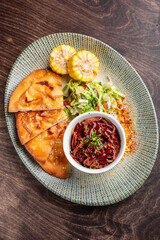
left=38, top=128, right=68, bottom=179
left=25, top=121, right=68, bottom=163
left=9, top=69, right=63, bottom=112
left=16, top=109, right=68, bottom=145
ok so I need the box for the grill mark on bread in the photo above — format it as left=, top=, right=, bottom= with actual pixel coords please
left=47, top=129, right=53, bottom=135
left=36, top=81, right=54, bottom=90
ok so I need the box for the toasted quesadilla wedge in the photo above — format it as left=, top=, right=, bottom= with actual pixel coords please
left=9, top=69, right=63, bottom=112
left=38, top=128, right=68, bottom=179
left=25, top=120, right=68, bottom=163
left=16, top=109, right=67, bottom=145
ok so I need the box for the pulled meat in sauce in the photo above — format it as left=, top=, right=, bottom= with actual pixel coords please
left=70, top=117, right=121, bottom=169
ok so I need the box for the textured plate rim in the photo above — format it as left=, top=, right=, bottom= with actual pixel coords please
left=4, top=32, right=159, bottom=206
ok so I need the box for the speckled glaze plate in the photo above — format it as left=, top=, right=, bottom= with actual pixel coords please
left=5, top=33, right=159, bottom=206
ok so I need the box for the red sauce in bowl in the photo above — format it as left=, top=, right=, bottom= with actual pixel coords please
left=70, top=117, right=121, bottom=169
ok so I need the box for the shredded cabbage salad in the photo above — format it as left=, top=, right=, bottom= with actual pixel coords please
left=63, top=78, right=125, bottom=117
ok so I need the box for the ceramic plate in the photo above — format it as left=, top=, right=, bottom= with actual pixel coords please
left=4, top=33, right=159, bottom=206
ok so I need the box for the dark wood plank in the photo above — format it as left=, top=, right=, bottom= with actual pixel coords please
left=0, top=0, right=160, bottom=239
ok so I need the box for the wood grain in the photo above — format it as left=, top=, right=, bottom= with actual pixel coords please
left=0, top=0, right=160, bottom=239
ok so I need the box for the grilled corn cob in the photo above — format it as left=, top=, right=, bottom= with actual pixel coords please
left=67, top=50, right=99, bottom=82
left=49, top=45, right=76, bottom=75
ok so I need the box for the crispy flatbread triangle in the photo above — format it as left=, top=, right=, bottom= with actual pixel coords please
left=38, top=127, right=68, bottom=179
left=9, top=69, right=63, bottom=112
left=25, top=120, right=68, bottom=164
left=16, top=109, right=68, bottom=145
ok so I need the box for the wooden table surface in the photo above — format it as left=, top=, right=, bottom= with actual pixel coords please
left=1, top=0, right=160, bottom=239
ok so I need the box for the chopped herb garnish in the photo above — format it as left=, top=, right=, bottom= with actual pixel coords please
left=90, top=131, right=102, bottom=146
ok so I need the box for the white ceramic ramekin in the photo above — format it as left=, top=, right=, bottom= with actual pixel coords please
left=63, top=112, right=126, bottom=174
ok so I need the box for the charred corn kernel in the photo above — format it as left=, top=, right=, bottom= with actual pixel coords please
left=49, top=45, right=76, bottom=75
left=67, top=50, right=99, bottom=82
